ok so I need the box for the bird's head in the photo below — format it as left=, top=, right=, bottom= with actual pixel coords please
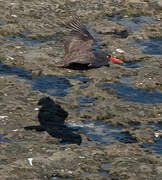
left=106, top=55, right=123, bottom=63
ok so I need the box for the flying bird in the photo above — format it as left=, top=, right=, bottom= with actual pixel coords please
left=54, top=16, right=123, bottom=69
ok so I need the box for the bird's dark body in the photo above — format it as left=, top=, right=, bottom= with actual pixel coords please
left=54, top=17, right=109, bottom=68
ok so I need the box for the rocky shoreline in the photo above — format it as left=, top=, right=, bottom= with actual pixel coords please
left=0, top=0, right=162, bottom=179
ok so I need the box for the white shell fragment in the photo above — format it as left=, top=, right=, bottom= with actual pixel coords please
left=116, top=48, right=125, bottom=53
left=28, top=158, right=33, bottom=166
left=0, top=116, right=8, bottom=119
left=11, top=14, right=17, bottom=17
left=154, top=132, right=159, bottom=138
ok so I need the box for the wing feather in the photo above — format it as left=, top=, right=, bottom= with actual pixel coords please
left=64, top=16, right=95, bottom=55
left=66, top=16, right=95, bottom=41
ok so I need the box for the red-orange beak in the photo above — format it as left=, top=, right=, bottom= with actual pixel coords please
left=107, top=56, right=123, bottom=63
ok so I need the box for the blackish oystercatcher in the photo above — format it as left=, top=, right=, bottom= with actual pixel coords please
left=54, top=16, right=123, bottom=69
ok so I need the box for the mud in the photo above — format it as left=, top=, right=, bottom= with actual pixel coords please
left=0, top=0, right=162, bottom=179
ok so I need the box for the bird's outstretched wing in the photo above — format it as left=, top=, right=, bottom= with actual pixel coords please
left=53, top=17, right=96, bottom=68
left=66, top=16, right=94, bottom=41
left=60, top=17, right=96, bottom=66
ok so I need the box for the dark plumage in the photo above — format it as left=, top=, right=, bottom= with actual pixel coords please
left=54, top=16, right=123, bottom=69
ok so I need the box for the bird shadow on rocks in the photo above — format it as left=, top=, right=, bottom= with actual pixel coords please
left=24, top=97, right=82, bottom=145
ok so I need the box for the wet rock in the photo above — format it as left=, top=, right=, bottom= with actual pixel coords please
left=0, top=0, right=162, bottom=179
left=105, top=143, right=162, bottom=179
left=93, top=20, right=128, bottom=36
left=149, top=0, right=162, bottom=10
left=156, top=166, right=162, bottom=175
left=127, top=127, right=155, bottom=143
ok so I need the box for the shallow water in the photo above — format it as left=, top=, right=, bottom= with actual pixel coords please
left=1, top=61, right=161, bottom=148
left=0, top=162, right=6, bottom=165
left=29, top=76, right=71, bottom=97
left=100, top=82, right=162, bottom=104
left=67, top=74, right=90, bottom=83
left=0, top=61, right=89, bottom=97
left=0, top=61, right=32, bottom=79
left=68, top=120, right=162, bottom=153
left=77, top=96, right=97, bottom=105
left=135, top=38, right=162, bottom=55
left=68, top=119, right=136, bottom=145
left=142, top=139, right=162, bottom=154
left=30, top=74, right=90, bottom=97
left=81, top=171, right=109, bottom=177
left=0, top=135, right=20, bottom=143
left=122, top=61, right=147, bottom=69
left=50, top=178, right=73, bottom=180
left=5, top=32, right=55, bottom=46
left=1, top=61, right=162, bottom=152
left=139, top=123, right=162, bottom=130
left=73, top=95, right=96, bottom=114
left=107, top=15, right=153, bottom=32
left=0, top=135, right=12, bottom=143
left=140, top=123, right=162, bottom=154
left=100, top=163, right=113, bottom=171
left=72, top=106, right=93, bottom=112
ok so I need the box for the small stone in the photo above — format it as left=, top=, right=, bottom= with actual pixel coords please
left=154, top=132, right=159, bottom=138
left=156, top=166, right=162, bottom=175
left=0, top=116, right=8, bottom=119
left=11, top=14, right=17, bottom=17
left=116, top=48, right=125, bottom=53
left=28, top=158, right=33, bottom=166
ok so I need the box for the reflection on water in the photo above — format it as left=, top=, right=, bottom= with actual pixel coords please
left=100, top=82, right=162, bottom=104
left=77, top=96, right=97, bottom=105
left=81, top=171, right=109, bottom=177
left=0, top=162, right=6, bottom=165
left=107, top=15, right=153, bottom=31
left=0, top=135, right=12, bottom=143
left=135, top=38, right=162, bottom=55
left=5, top=32, right=55, bottom=46
left=29, top=76, right=71, bottom=97
left=101, top=163, right=113, bottom=171
left=0, top=61, right=89, bottom=98
left=0, top=135, right=20, bottom=143
left=142, top=139, right=162, bottom=154
left=0, top=61, right=32, bottom=79
left=122, top=61, right=147, bottom=69
left=67, top=74, right=90, bottom=83
left=141, top=123, right=162, bottom=154
left=68, top=119, right=136, bottom=145
left=50, top=178, right=73, bottom=180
